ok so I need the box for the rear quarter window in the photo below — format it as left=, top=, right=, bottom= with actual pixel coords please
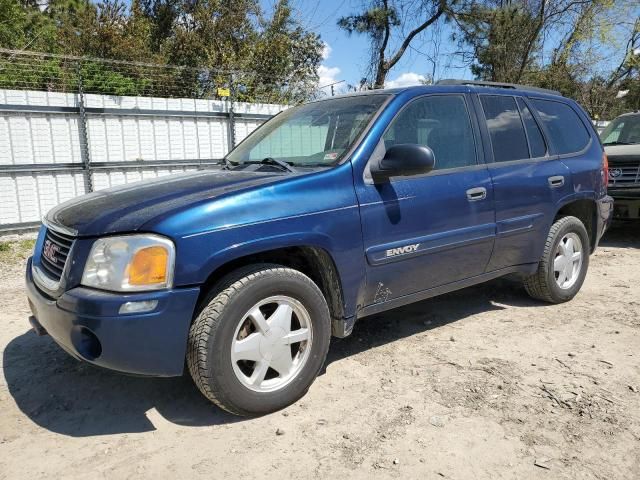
left=531, top=99, right=591, bottom=155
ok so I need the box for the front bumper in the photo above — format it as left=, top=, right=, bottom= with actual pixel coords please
left=26, top=258, right=200, bottom=377
left=608, top=188, right=640, bottom=219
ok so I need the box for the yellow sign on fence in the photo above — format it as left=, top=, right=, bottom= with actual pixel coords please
left=217, top=88, right=230, bottom=97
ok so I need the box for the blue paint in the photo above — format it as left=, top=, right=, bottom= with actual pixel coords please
left=26, top=258, right=200, bottom=376
left=26, top=84, right=613, bottom=377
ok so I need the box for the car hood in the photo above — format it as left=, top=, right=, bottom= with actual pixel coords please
left=604, top=144, right=640, bottom=163
left=45, top=169, right=287, bottom=237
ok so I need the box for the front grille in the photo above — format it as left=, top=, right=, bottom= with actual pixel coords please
left=608, top=162, right=640, bottom=187
left=40, top=228, right=74, bottom=281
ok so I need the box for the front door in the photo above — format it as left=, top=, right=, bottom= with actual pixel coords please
left=355, top=94, right=496, bottom=306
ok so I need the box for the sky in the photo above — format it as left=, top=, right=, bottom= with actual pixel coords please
left=264, top=0, right=640, bottom=97
left=261, top=0, right=475, bottom=96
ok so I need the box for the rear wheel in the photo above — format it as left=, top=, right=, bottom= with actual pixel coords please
left=187, top=265, right=331, bottom=416
left=524, top=216, right=590, bottom=303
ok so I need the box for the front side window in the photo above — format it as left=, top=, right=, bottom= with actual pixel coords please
left=600, top=115, right=640, bottom=146
left=227, top=95, right=389, bottom=167
left=382, top=95, right=477, bottom=170
left=531, top=99, right=591, bottom=154
left=480, top=95, right=529, bottom=162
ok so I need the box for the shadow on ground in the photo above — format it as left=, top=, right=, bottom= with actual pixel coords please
left=326, top=277, right=538, bottom=366
left=600, top=221, right=640, bottom=248
left=3, top=330, right=242, bottom=436
left=4, top=223, right=637, bottom=437
left=2, top=278, right=533, bottom=437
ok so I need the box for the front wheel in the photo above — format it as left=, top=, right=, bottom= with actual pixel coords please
left=187, top=265, right=331, bottom=416
left=524, top=216, right=590, bottom=303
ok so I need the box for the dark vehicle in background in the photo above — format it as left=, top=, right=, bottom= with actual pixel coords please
left=26, top=81, right=612, bottom=416
left=601, top=112, right=640, bottom=220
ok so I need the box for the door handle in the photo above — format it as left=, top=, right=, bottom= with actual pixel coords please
left=548, top=175, right=565, bottom=188
left=466, top=187, right=487, bottom=201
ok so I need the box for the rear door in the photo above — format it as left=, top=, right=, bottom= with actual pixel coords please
left=355, top=93, right=496, bottom=306
left=475, top=94, right=574, bottom=270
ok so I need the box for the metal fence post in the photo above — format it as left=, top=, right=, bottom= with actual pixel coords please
left=0, top=49, right=287, bottom=232
left=227, top=73, right=236, bottom=153
left=75, top=60, right=93, bottom=192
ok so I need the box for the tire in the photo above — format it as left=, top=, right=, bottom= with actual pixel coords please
left=524, top=216, right=590, bottom=303
left=187, top=264, right=331, bottom=416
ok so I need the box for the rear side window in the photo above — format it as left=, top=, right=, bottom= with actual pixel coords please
left=383, top=95, right=476, bottom=170
left=531, top=99, right=590, bottom=155
left=517, top=98, right=546, bottom=157
left=480, top=95, right=529, bottom=162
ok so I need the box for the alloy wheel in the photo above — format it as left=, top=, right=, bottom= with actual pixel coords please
left=230, top=295, right=313, bottom=393
left=553, top=232, right=583, bottom=290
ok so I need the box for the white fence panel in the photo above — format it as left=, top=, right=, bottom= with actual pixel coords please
left=91, top=166, right=199, bottom=191
left=0, top=172, right=86, bottom=225
left=0, top=89, right=285, bottom=230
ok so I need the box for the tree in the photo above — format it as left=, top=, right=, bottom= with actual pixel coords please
left=338, top=0, right=446, bottom=88
left=454, top=0, right=639, bottom=118
left=607, top=17, right=640, bottom=89
left=248, top=0, right=323, bottom=102
left=455, top=1, right=619, bottom=84
left=0, top=0, right=57, bottom=51
left=0, top=0, right=324, bottom=102
left=455, top=3, right=541, bottom=83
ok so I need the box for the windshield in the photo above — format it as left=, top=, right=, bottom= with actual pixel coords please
left=600, top=115, right=640, bottom=145
left=227, top=94, right=390, bottom=167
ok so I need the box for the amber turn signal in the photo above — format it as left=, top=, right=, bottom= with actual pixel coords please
left=126, top=246, right=169, bottom=286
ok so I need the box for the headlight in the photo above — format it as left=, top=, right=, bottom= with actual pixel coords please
left=81, top=234, right=175, bottom=292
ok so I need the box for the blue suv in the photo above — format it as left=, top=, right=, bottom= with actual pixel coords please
left=26, top=81, right=613, bottom=415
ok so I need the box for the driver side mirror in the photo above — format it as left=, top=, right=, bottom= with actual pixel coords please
left=370, top=144, right=436, bottom=183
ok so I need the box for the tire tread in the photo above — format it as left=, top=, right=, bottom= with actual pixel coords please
left=187, top=265, right=329, bottom=416
left=523, top=215, right=587, bottom=303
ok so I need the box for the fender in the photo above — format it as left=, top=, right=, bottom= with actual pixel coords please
left=143, top=162, right=367, bottom=317
left=553, top=190, right=598, bottom=232
left=553, top=191, right=601, bottom=252
left=555, top=189, right=598, bottom=210
left=198, top=231, right=341, bottom=280
left=173, top=208, right=367, bottom=319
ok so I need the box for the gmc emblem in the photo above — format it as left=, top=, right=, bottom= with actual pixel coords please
left=42, top=239, right=60, bottom=264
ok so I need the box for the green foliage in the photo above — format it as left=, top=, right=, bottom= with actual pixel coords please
left=247, top=0, right=323, bottom=103
left=0, top=0, right=57, bottom=50
left=458, top=3, right=541, bottom=83
left=79, top=61, right=149, bottom=96
left=0, top=0, right=323, bottom=102
left=457, top=0, right=640, bottom=119
left=0, top=239, right=36, bottom=264
left=338, top=6, right=400, bottom=36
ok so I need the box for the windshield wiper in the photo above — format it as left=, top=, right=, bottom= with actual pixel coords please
left=259, top=157, right=297, bottom=173
left=603, top=141, right=633, bottom=146
left=219, top=156, right=234, bottom=170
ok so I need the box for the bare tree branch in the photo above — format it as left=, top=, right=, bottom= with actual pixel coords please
left=383, top=0, right=445, bottom=77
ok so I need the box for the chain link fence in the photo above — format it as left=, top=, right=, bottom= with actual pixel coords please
left=0, top=49, right=318, bottom=233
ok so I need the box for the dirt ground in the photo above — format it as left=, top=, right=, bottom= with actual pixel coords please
left=1, top=225, right=639, bottom=480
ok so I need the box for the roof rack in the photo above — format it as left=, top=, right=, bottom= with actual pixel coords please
left=436, top=79, right=561, bottom=96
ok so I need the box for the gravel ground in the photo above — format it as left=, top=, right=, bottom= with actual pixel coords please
left=1, top=224, right=639, bottom=479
